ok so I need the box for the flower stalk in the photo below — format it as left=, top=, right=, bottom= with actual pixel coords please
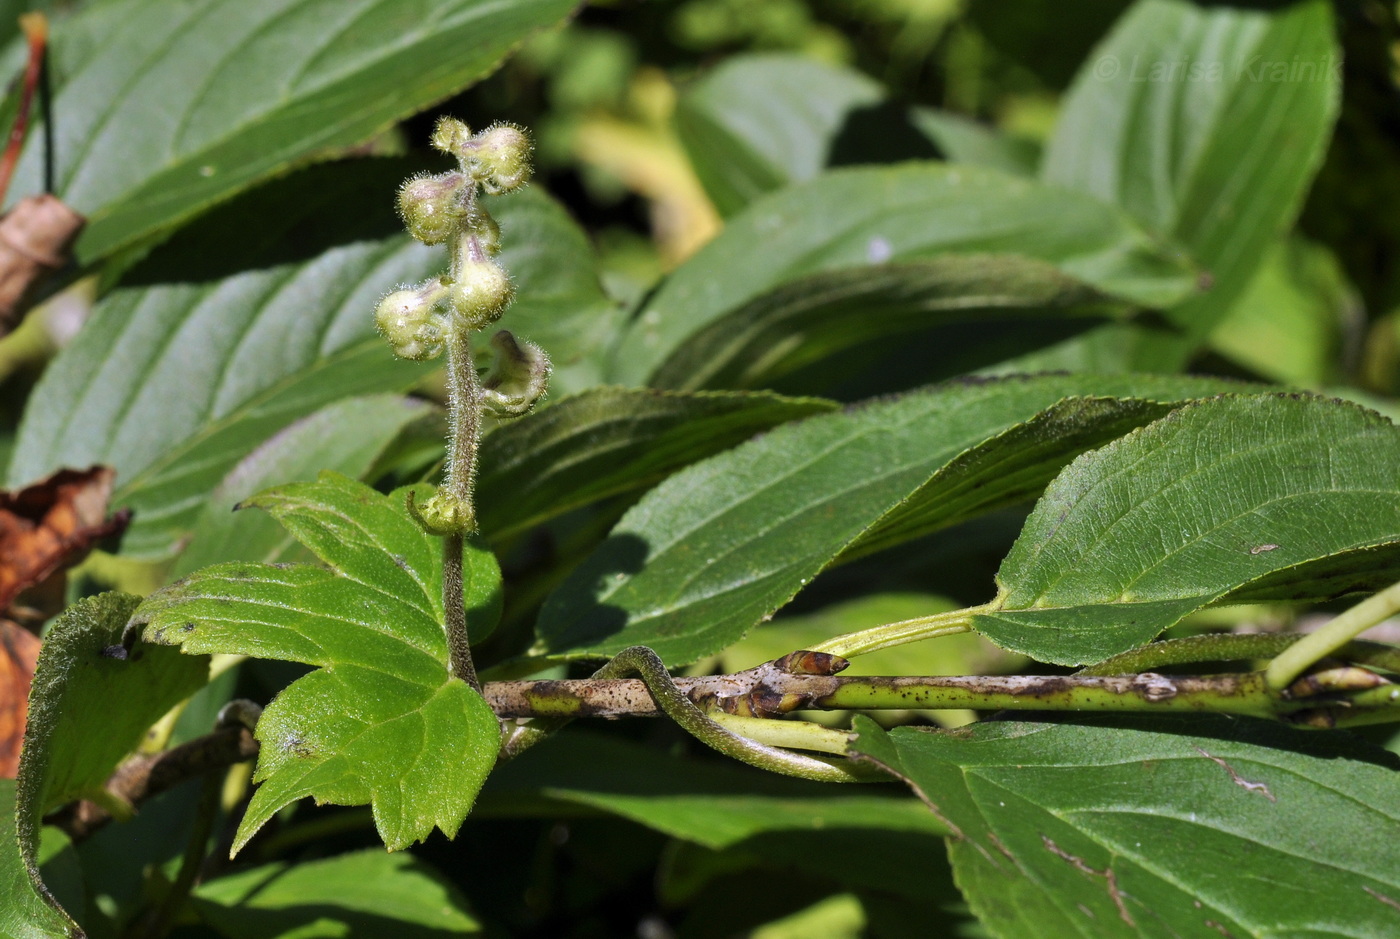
left=378, top=118, right=548, bottom=693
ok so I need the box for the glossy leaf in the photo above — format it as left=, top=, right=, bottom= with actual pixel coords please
left=134, top=473, right=502, bottom=852
left=610, top=163, right=1197, bottom=388
left=476, top=387, right=835, bottom=539
left=483, top=732, right=945, bottom=850
left=13, top=593, right=208, bottom=933
left=976, top=395, right=1400, bottom=664
left=675, top=54, right=1033, bottom=218
left=851, top=716, right=1400, bottom=939
left=3, top=0, right=577, bottom=263
left=646, top=255, right=1125, bottom=392
left=1044, top=0, right=1339, bottom=342
left=535, top=375, right=1236, bottom=665
left=173, top=394, right=435, bottom=575
left=8, top=171, right=595, bottom=559
left=192, top=850, right=479, bottom=937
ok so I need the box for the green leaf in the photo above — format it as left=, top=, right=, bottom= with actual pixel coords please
left=192, top=850, right=479, bottom=937
left=1043, top=0, right=1339, bottom=343
left=4, top=0, right=577, bottom=264
left=677, top=54, right=1035, bottom=218
left=1208, top=237, right=1350, bottom=386
left=133, top=473, right=501, bottom=852
left=851, top=716, right=1400, bottom=939
left=610, top=163, right=1197, bottom=388
left=534, top=375, right=1237, bottom=666
left=476, top=387, right=836, bottom=539
left=173, top=394, right=435, bottom=575
left=976, top=395, right=1400, bottom=665
left=8, top=168, right=594, bottom=560
left=646, top=256, right=1125, bottom=392
left=13, top=593, right=209, bottom=934
left=8, top=239, right=440, bottom=559
left=483, top=732, right=945, bottom=850
left=0, top=780, right=71, bottom=939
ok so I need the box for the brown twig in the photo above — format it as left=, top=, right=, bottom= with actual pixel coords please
left=46, top=724, right=257, bottom=843
left=0, top=13, right=48, bottom=207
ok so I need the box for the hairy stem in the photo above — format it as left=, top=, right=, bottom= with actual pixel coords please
left=441, top=295, right=482, bottom=691
left=1266, top=579, right=1400, bottom=691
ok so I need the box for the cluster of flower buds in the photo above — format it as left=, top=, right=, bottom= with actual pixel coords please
left=379, top=118, right=551, bottom=538
left=375, top=117, right=537, bottom=358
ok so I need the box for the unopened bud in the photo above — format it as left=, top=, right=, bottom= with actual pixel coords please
left=375, top=279, right=450, bottom=360
left=466, top=206, right=501, bottom=255
left=481, top=330, right=551, bottom=418
left=472, top=123, right=533, bottom=194
left=397, top=172, right=466, bottom=245
left=450, top=257, right=513, bottom=329
left=406, top=488, right=474, bottom=535
left=430, top=116, right=471, bottom=156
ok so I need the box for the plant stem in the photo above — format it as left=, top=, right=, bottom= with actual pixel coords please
left=591, top=646, right=885, bottom=782
left=1080, top=633, right=1400, bottom=677
left=441, top=312, right=482, bottom=692
left=709, top=712, right=854, bottom=756
left=1266, top=579, right=1400, bottom=691
left=133, top=769, right=221, bottom=939
left=811, top=604, right=984, bottom=657
left=484, top=669, right=1318, bottom=721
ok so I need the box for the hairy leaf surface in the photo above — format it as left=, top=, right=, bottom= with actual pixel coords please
left=13, top=593, right=208, bottom=934
left=852, top=717, right=1400, bottom=939
left=134, top=473, right=501, bottom=852
left=610, top=163, right=1198, bottom=387
left=476, top=388, right=835, bottom=539
left=535, top=375, right=1236, bottom=665
left=2, top=0, right=577, bottom=263
left=975, top=395, right=1400, bottom=664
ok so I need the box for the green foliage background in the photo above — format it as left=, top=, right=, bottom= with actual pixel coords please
left=2, top=0, right=1400, bottom=937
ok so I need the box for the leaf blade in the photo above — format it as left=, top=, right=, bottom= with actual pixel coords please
left=535, top=375, right=1240, bottom=666
left=135, top=473, right=502, bottom=851
left=851, top=716, right=1400, bottom=939
left=976, top=394, right=1400, bottom=664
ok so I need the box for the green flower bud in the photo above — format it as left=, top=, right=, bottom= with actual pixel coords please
left=406, top=488, right=474, bottom=535
left=450, top=256, right=513, bottom=330
left=481, top=330, right=551, bottom=418
left=397, top=172, right=466, bottom=245
left=430, top=116, right=471, bottom=156
left=466, top=206, right=501, bottom=255
left=472, top=123, right=533, bottom=195
left=375, top=278, right=450, bottom=360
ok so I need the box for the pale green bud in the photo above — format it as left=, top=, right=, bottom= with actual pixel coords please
left=466, top=206, right=501, bottom=255
left=430, top=116, right=471, bottom=156
left=472, top=123, right=532, bottom=195
left=450, top=256, right=513, bottom=330
left=375, top=278, right=450, bottom=360
left=481, top=330, right=551, bottom=418
left=406, top=488, right=474, bottom=535
left=397, top=172, right=466, bottom=245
